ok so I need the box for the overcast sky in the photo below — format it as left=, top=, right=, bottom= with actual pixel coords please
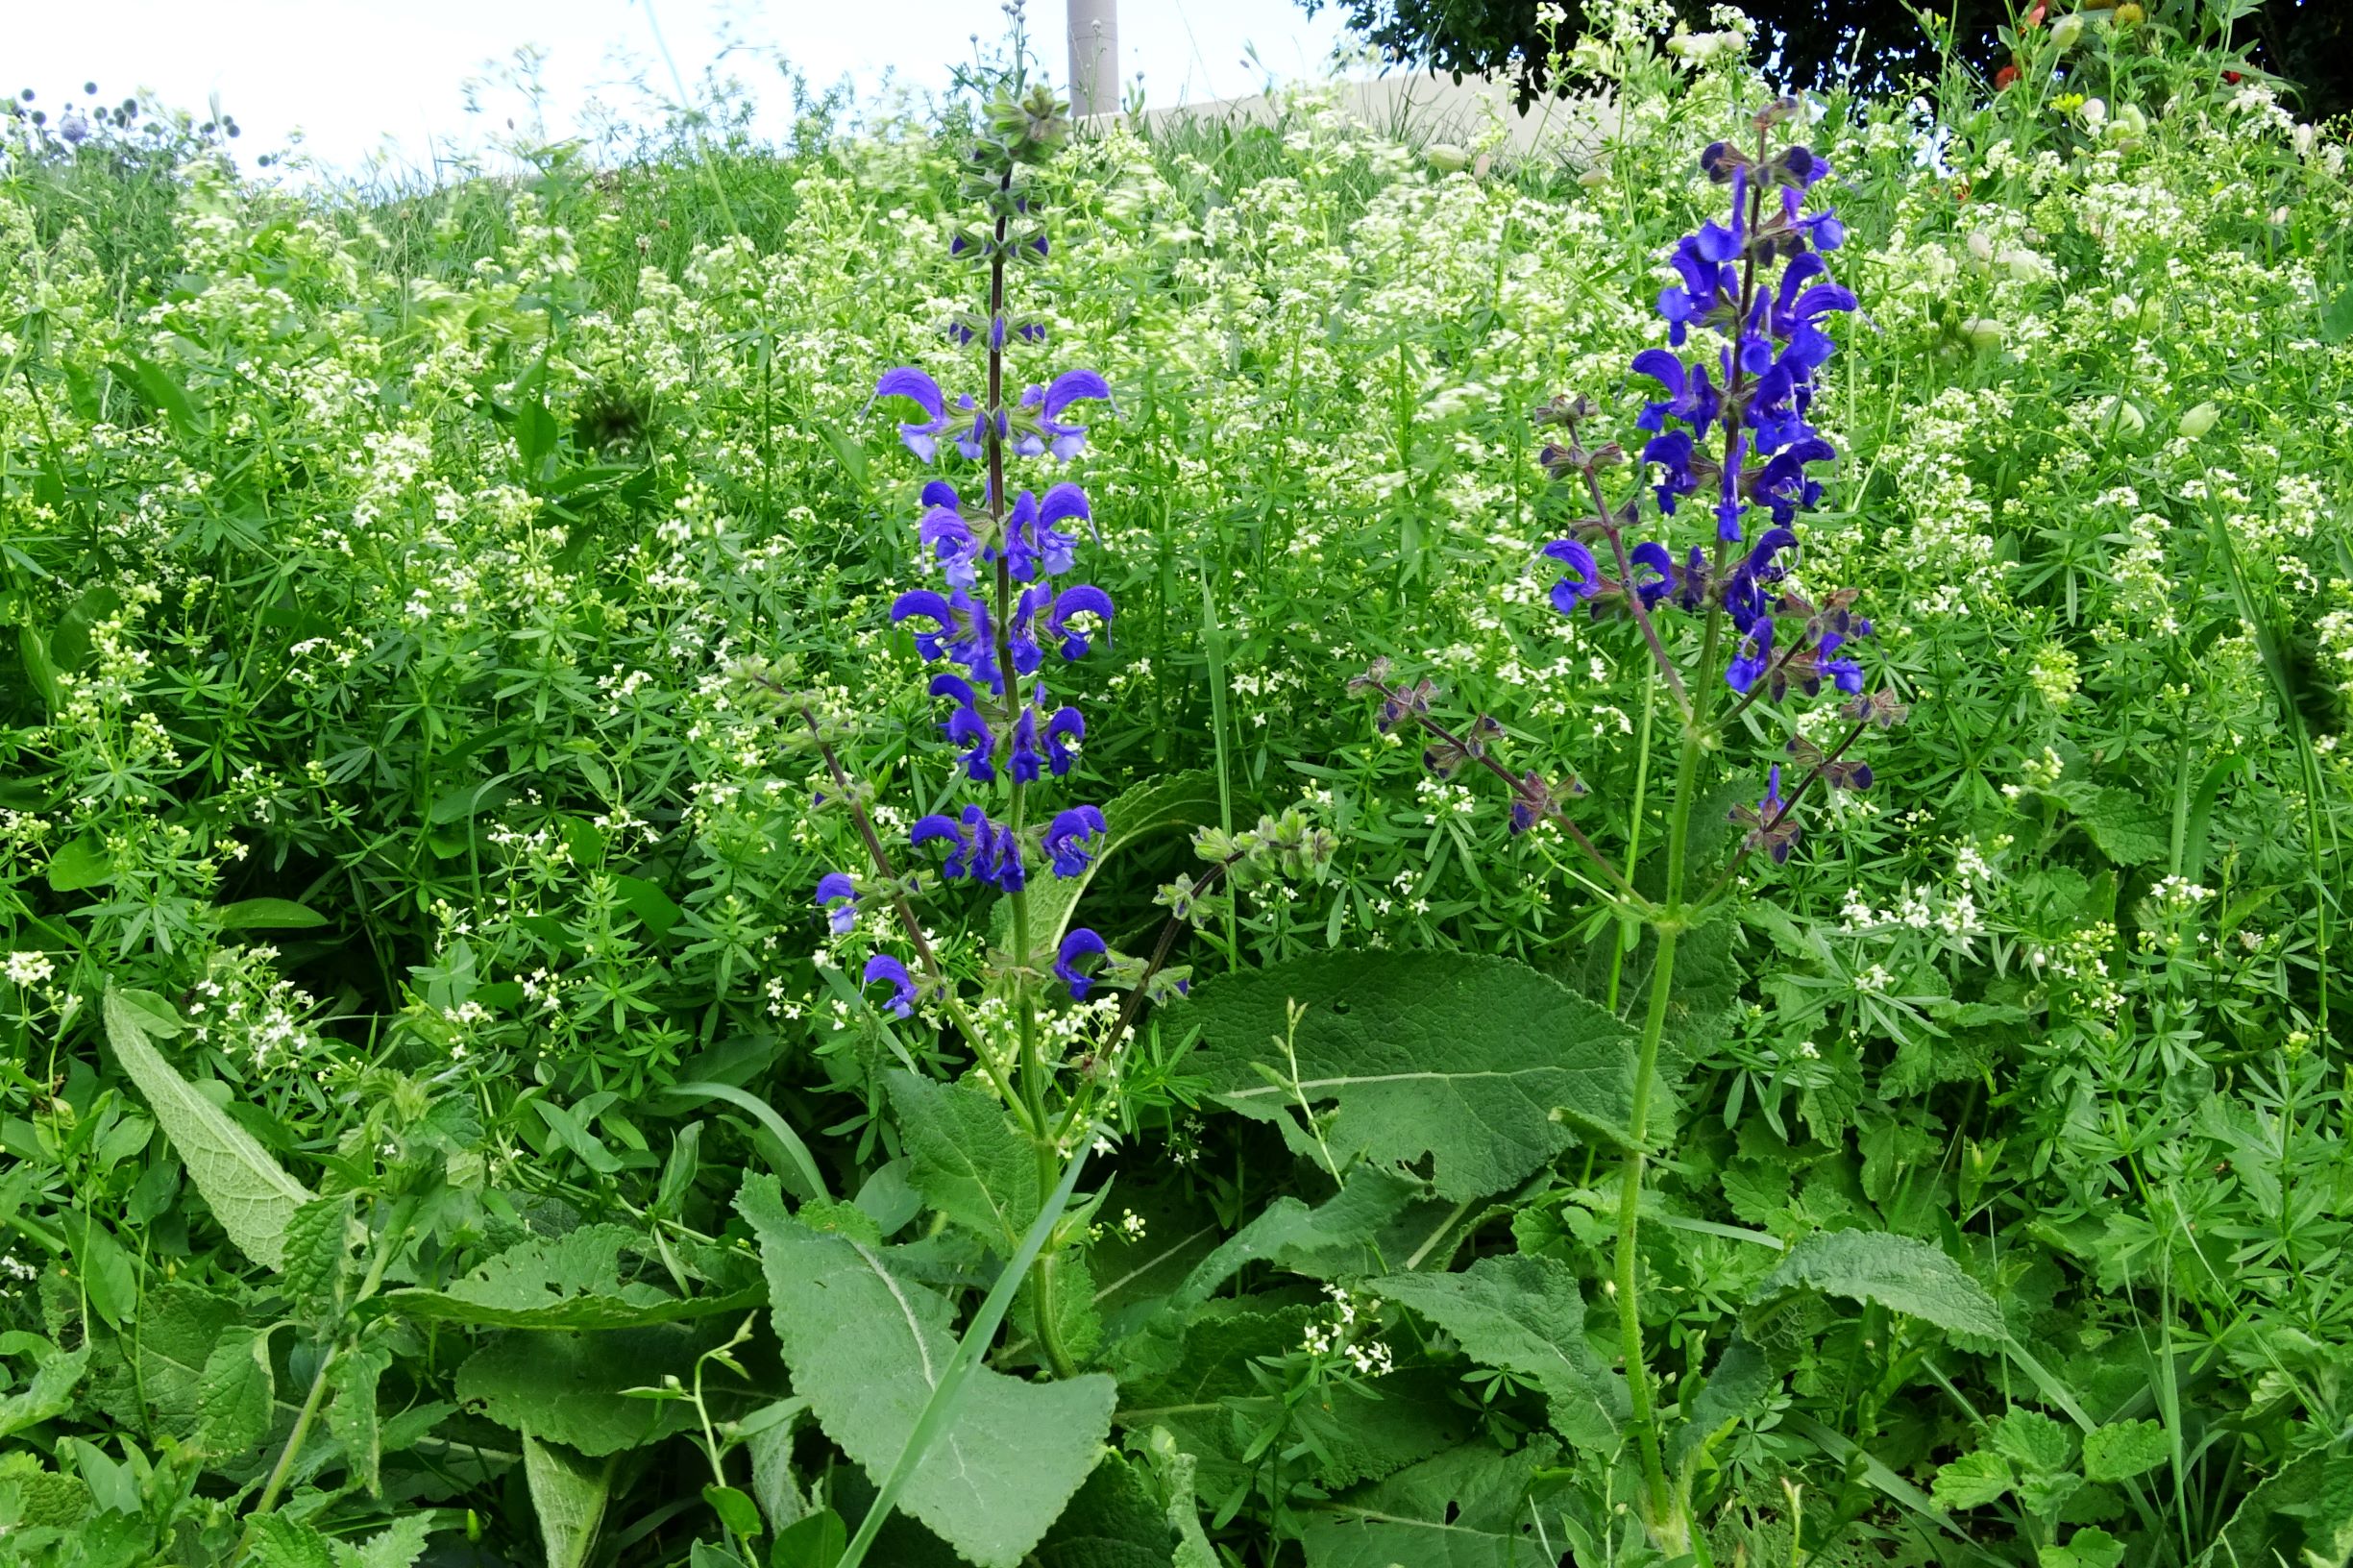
left=11, top=0, right=1358, bottom=179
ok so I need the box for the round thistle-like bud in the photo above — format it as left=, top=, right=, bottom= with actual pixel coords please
left=2114, top=2, right=2144, bottom=24
left=1423, top=142, right=1471, bottom=174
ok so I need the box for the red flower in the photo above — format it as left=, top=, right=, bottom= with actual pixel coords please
left=1996, top=64, right=2021, bottom=90
left=2025, top=3, right=2047, bottom=26
left=2223, top=70, right=2243, bottom=85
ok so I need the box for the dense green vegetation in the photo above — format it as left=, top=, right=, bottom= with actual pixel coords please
left=2, top=2, right=2350, bottom=1563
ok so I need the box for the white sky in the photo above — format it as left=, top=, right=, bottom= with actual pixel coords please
left=10, top=0, right=1358, bottom=179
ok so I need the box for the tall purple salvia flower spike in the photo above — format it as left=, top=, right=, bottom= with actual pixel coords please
left=1356, top=102, right=1911, bottom=1554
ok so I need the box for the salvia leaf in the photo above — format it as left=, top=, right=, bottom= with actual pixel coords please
left=1189, top=951, right=1643, bottom=1200
left=737, top=1174, right=1116, bottom=1568
left=102, top=986, right=314, bottom=1271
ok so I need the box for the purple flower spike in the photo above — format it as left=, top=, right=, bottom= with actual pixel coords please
left=863, top=955, right=918, bottom=1017
left=816, top=872, right=859, bottom=935
left=1055, top=928, right=1109, bottom=999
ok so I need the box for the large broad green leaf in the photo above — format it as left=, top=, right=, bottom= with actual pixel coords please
left=522, top=1433, right=612, bottom=1568
left=1745, top=1230, right=2002, bottom=1346
left=1170, top=1168, right=1423, bottom=1313
left=385, top=1224, right=761, bottom=1329
left=1299, top=1437, right=1562, bottom=1568
left=102, top=987, right=313, bottom=1270
left=1371, top=1255, right=1626, bottom=1450
left=1187, top=952, right=1641, bottom=1201
left=455, top=1327, right=705, bottom=1456
left=738, top=1176, right=1116, bottom=1568
left=886, top=1072, right=1038, bottom=1253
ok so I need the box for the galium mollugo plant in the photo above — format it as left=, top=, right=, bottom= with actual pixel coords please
left=1356, top=97, right=1909, bottom=1552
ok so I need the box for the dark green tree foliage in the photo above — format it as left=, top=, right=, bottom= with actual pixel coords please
left=1301, top=0, right=2352, bottom=119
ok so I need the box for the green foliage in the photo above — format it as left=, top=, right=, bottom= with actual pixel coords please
left=1, top=9, right=2349, bottom=1562
left=1189, top=951, right=1642, bottom=1197
left=100, top=986, right=313, bottom=1269
left=740, top=1176, right=1118, bottom=1567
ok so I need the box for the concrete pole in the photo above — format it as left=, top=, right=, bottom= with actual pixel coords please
left=1067, top=0, right=1118, bottom=119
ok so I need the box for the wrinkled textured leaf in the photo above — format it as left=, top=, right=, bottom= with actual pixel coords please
left=1931, top=1447, right=2016, bottom=1510
left=1372, top=1254, right=1626, bottom=1449
left=386, top=1224, right=759, bottom=1329
left=455, top=1326, right=703, bottom=1456
left=0, top=1452, right=89, bottom=1528
left=1746, top=1230, right=2003, bottom=1345
left=0, top=1344, right=87, bottom=1442
left=246, top=1516, right=336, bottom=1568
left=332, top=1514, right=437, bottom=1568
left=523, top=1433, right=612, bottom=1568
left=1300, top=1437, right=1561, bottom=1568
left=1172, top=1167, right=1423, bottom=1312
left=86, top=1283, right=248, bottom=1436
left=104, top=987, right=314, bottom=1270
left=888, top=1071, right=1038, bottom=1252
left=2081, top=1418, right=2169, bottom=1483
left=329, top=1343, right=392, bottom=1494
left=1188, top=953, right=1641, bottom=1200
left=196, top=1328, right=274, bottom=1458
left=1035, top=1454, right=1177, bottom=1568
left=738, top=1176, right=1115, bottom=1568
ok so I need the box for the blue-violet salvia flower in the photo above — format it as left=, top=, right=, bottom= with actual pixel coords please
left=871, top=368, right=954, bottom=462
left=912, top=804, right=1026, bottom=894
left=816, top=872, right=860, bottom=936
left=863, top=955, right=918, bottom=1017
left=1043, top=805, right=1108, bottom=878
left=1055, top=928, right=1108, bottom=999
left=1542, top=537, right=1605, bottom=613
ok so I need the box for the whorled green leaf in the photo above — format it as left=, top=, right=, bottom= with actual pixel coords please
left=886, top=1071, right=1038, bottom=1253
left=1371, top=1254, right=1626, bottom=1450
left=213, top=897, right=331, bottom=931
left=738, top=1175, right=1116, bottom=1568
left=1299, top=1437, right=1562, bottom=1568
left=523, top=1432, right=613, bottom=1568
left=1744, top=1230, right=2003, bottom=1347
left=102, top=986, right=314, bottom=1270
left=385, top=1223, right=761, bottom=1330
left=1188, top=952, right=1642, bottom=1201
